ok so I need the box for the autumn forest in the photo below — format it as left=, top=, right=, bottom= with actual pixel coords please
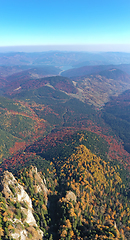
left=0, top=52, right=130, bottom=239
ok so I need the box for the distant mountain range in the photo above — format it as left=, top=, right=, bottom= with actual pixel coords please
left=0, top=65, right=60, bottom=78
left=1, top=51, right=130, bottom=66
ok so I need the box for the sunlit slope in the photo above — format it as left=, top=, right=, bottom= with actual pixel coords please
left=70, top=68, right=130, bottom=108
left=55, top=145, right=130, bottom=239
left=47, top=132, right=129, bottom=240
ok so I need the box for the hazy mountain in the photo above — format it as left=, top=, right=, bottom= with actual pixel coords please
left=0, top=51, right=106, bottom=66
left=0, top=65, right=60, bottom=78
left=0, top=65, right=32, bottom=77
left=61, top=64, right=130, bottom=78
left=1, top=51, right=130, bottom=67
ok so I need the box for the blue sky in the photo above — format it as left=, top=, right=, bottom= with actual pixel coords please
left=0, top=0, right=130, bottom=51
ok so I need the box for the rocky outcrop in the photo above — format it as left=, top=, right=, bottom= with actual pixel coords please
left=29, top=166, right=48, bottom=194
left=1, top=170, right=43, bottom=240
left=65, top=191, right=76, bottom=202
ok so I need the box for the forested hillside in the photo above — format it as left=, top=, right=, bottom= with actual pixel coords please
left=102, top=89, right=130, bottom=153
left=0, top=132, right=130, bottom=239
left=61, top=64, right=130, bottom=78
left=0, top=55, right=130, bottom=239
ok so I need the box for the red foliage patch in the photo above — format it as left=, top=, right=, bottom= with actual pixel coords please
left=9, top=141, right=26, bottom=155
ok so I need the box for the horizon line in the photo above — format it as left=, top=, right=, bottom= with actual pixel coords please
left=0, top=44, right=130, bottom=53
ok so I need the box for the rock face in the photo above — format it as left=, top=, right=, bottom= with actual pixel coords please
left=1, top=170, right=43, bottom=240
left=29, top=166, right=48, bottom=194
left=65, top=191, right=76, bottom=202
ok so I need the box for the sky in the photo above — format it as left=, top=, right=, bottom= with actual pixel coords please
left=0, top=0, right=130, bottom=52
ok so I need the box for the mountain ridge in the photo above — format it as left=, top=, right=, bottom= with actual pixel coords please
left=61, top=64, right=130, bottom=78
